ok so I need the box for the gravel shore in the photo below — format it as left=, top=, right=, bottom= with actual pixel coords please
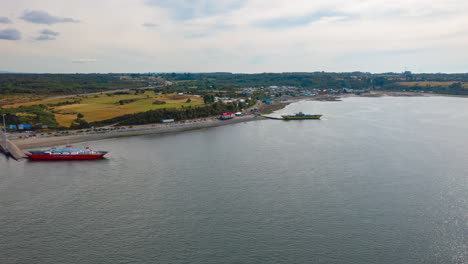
left=13, top=115, right=264, bottom=150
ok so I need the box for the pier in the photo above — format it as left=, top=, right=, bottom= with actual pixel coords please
left=261, top=115, right=284, bottom=120
left=0, top=131, right=26, bottom=160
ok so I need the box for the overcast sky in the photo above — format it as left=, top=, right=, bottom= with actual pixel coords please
left=0, top=0, right=467, bottom=73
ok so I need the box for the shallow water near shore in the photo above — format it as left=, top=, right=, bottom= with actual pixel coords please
left=1, top=96, right=467, bottom=264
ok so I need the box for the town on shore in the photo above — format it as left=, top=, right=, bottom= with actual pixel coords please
left=1, top=71, right=468, bottom=152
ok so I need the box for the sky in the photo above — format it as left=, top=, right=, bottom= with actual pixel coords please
left=0, top=0, right=467, bottom=73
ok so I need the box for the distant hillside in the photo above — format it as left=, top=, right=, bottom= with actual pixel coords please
left=0, top=74, right=141, bottom=94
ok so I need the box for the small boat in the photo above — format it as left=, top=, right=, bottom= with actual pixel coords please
left=26, top=145, right=108, bottom=160
left=282, top=112, right=322, bottom=120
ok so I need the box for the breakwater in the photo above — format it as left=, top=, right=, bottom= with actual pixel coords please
left=0, top=131, right=26, bottom=159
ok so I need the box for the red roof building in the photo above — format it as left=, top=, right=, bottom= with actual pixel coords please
left=219, top=112, right=235, bottom=119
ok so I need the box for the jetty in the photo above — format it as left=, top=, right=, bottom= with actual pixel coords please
left=0, top=131, right=26, bottom=160
left=261, top=115, right=284, bottom=120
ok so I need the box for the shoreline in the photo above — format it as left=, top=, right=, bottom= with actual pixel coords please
left=13, top=115, right=265, bottom=150
left=275, top=90, right=468, bottom=105
left=10, top=91, right=467, bottom=150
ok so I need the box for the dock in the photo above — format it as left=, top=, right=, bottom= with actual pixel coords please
left=261, top=115, right=284, bottom=120
left=0, top=131, right=26, bottom=160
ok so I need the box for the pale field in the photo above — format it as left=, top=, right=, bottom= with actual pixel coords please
left=396, top=81, right=468, bottom=88
left=3, top=91, right=204, bottom=127
left=0, top=94, right=47, bottom=106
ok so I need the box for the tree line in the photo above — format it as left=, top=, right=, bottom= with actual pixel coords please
left=91, top=100, right=256, bottom=127
left=0, top=74, right=139, bottom=95
left=4, top=72, right=468, bottom=96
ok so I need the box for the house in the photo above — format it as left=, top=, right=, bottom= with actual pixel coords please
left=219, top=112, right=235, bottom=120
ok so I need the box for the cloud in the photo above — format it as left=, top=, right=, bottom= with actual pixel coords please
left=0, top=17, right=12, bottom=24
left=40, top=29, right=60, bottom=36
left=143, top=23, right=158, bottom=28
left=253, top=10, right=356, bottom=29
left=20, top=10, right=79, bottom=25
left=0, top=28, right=21, bottom=40
left=182, top=23, right=235, bottom=39
left=145, top=0, right=245, bottom=20
left=185, top=32, right=210, bottom=39
left=35, top=35, right=56, bottom=41
left=35, top=29, right=60, bottom=41
left=2, top=0, right=468, bottom=73
left=72, top=58, right=99, bottom=63
left=334, top=49, right=424, bottom=63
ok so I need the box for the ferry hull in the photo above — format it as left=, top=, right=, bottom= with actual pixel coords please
left=282, top=115, right=322, bottom=120
left=26, top=154, right=106, bottom=160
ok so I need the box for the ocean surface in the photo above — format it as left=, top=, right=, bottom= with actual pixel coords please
left=1, top=96, right=467, bottom=264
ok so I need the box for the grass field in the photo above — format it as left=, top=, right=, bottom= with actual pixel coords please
left=396, top=81, right=468, bottom=88
left=4, top=91, right=204, bottom=127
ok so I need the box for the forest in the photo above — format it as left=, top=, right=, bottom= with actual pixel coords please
left=0, top=74, right=139, bottom=94
left=2, top=72, right=468, bottom=95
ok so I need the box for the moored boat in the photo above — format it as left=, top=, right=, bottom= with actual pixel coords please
left=26, top=145, right=108, bottom=160
left=282, top=112, right=322, bottom=120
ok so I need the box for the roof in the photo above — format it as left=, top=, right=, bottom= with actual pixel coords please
left=220, top=112, right=234, bottom=115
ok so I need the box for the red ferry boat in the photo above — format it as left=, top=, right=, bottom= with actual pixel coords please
left=26, top=145, right=108, bottom=160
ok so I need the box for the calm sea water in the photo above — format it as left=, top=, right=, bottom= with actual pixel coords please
left=1, top=96, right=467, bottom=264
